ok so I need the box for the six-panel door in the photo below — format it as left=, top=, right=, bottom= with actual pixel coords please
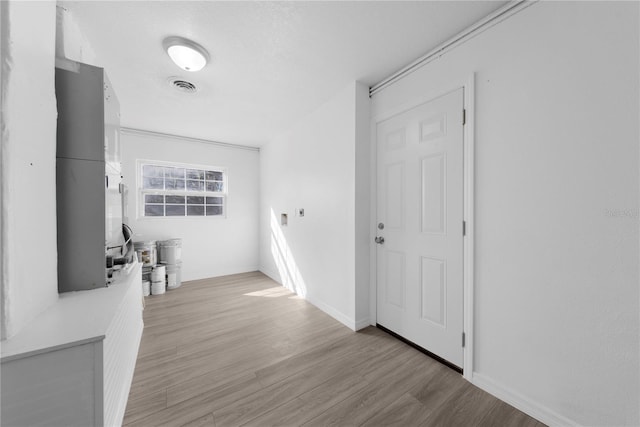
left=376, top=88, right=464, bottom=368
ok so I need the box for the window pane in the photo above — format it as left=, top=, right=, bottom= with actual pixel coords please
left=165, top=179, right=185, bottom=190
left=186, top=169, right=204, bottom=180
left=166, top=205, right=185, bottom=216
left=206, top=181, right=224, bottom=192
left=187, top=205, right=205, bottom=216
left=145, top=204, right=164, bottom=216
left=143, top=177, right=164, bottom=189
left=206, top=171, right=223, bottom=181
left=143, top=165, right=164, bottom=178
left=165, top=195, right=185, bottom=204
left=206, top=205, right=223, bottom=216
left=206, top=197, right=223, bottom=205
left=186, top=180, right=204, bottom=192
left=187, top=196, right=204, bottom=205
left=165, top=167, right=185, bottom=178
left=145, top=194, right=164, bottom=203
left=141, top=163, right=226, bottom=220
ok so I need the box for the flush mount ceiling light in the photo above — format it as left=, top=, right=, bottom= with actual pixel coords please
left=163, top=36, right=209, bottom=72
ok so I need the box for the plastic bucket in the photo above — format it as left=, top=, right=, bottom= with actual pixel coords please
left=159, top=244, right=178, bottom=265
left=176, top=261, right=182, bottom=287
left=166, top=270, right=177, bottom=289
left=134, top=241, right=157, bottom=267
left=142, top=265, right=152, bottom=283
left=151, top=281, right=165, bottom=295
left=151, top=265, right=166, bottom=282
left=166, top=261, right=182, bottom=289
left=168, top=239, right=182, bottom=260
left=159, top=239, right=182, bottom=265
left=142, top=280, right=150, bottom=297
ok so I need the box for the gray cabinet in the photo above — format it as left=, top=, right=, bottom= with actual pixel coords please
left=55, top=60, right=122, bottom=292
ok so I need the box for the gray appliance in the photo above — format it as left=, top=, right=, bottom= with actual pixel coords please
left=55, top=59, right=124, bottom=292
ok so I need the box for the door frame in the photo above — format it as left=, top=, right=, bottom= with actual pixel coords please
left=368, top=74, right=476, bottom=381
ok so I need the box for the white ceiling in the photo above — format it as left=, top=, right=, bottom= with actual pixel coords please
left=62, top=1, right=507, bottom=147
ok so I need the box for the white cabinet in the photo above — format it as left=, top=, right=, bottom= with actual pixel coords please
left=1, top=263, right=143, bottom=427
left=2, top=340, right=105, bottom=426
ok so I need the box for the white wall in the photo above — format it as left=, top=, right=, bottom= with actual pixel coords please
left=354, top=83, right=371, bottom=324
left=371, top=2, right=639, bottom=426
left=0, top=1, right=58, bottom=340
left=259, top=81, right=370, bottom=330
left=121, top=130, right=260, bottom=281
left=55, top=5, right=97, bottom=66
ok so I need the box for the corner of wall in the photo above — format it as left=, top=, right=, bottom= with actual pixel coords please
left=259, top=267, right=281, bottom=285
left=0, top=0, right=12, bottom=341
left=354, top=81, right=371, bottom=326
left=1, top=0, right=59, bottom=340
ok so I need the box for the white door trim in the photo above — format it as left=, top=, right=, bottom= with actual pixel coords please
left=461, top=73, right=475, bottom=381
left=368, top=73, right=476, bottom=381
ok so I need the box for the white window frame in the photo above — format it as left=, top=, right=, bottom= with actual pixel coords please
left=136, top=159, right=228, bottom=219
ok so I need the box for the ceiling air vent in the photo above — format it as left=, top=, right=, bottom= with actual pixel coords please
left=167, top=77, right=198, bottom=94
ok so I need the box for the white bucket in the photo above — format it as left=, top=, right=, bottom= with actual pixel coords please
left=169, top=238, right=182, bottom=260
left=160, top=244, right=178, bottom=265
left=151, top=265, right=166, bottom=282
left=166, top=271, right=177, bottom=289
left=134, top=241, right=157, bottom=267
left=159, top=239, right=182, bottom=265
left=151, top=281, right=166, bottom=295
left=176, top=261, right=182, bottom=287
left=166, top=262, right=182, bottom=289
left=142, top=280, right=150, bottom=297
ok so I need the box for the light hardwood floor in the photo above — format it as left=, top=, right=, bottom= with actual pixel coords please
left=124, top=272, right=545, bottom=427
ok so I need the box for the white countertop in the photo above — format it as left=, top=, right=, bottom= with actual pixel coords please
left=1, top=263, right=141, bottom=363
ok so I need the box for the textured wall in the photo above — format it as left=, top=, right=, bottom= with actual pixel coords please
left=1, top=1, right=59, bottom=340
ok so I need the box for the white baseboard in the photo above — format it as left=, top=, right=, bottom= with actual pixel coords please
left=354, top=317, right=371, bottom=331
left=472, top=373, right=580, bottom=427
left=259, top=268, right=362, bottom=332
left=259, top=267, right=281, bottom=284
left=304, top=294, right=357, bottom=331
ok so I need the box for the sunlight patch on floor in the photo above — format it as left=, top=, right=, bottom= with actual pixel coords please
left=244, top=286, right=294, bottom=298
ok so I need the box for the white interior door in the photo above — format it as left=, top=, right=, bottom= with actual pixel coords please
left=376, top=88, right=464, bottom=368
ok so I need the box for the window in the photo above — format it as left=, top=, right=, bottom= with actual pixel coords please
left=139, top=161, right=226, bottom=218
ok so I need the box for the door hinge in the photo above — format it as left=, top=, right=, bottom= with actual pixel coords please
left=105, top=175, right=108, bottom=188
left=462, top=332, right=466, bottom=348
left=463, top=220, right=466, bottom=236
left=462, top=109, right=466, bottom=125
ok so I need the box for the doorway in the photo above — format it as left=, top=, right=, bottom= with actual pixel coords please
left=375, top=88, right=465, bottom=370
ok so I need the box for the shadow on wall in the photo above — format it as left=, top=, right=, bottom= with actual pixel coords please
left=268, top=208, right=308, bottom=298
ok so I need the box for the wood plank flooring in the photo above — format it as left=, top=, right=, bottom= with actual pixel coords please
left=123, top=272, right=545, bottom=427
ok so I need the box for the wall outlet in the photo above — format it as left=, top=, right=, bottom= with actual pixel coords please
left=298, top=208, right=304, bottom=217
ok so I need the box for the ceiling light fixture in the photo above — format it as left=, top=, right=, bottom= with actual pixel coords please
left=163, top=36, right=209, bottom=72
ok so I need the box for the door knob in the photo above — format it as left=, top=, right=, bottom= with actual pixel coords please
left=375, top=236, right=385, bottom=244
